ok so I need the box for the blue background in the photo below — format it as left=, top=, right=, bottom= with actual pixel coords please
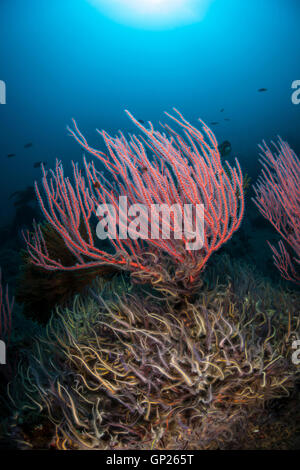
left=0, top=0, right=299, bottom=224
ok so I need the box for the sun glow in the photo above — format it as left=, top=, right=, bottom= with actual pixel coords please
left=88, top=0, right=213, bottom=29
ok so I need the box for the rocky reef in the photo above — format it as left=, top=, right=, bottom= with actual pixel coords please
left=5, top=256, right=299, bottom=450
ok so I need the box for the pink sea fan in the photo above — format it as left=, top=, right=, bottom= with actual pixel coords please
left=253, top=137, right=300, bottom=284
left=24, top=110, right=244, bottom=287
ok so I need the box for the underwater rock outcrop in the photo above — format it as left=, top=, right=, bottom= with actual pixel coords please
left=8, top=262, right=300, bottom=450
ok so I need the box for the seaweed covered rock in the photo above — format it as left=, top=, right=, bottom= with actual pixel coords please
left=16, top=223, right=119, bottom=324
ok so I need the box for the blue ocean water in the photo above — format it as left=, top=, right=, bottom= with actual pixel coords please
left=0, top=0, right=299, bottom=226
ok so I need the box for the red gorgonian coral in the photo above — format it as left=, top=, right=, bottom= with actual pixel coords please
left=24, top=110, right=244, bottom=288
left=253, top=137, right=300, bottom=284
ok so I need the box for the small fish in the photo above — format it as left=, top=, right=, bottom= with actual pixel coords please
left=9, top=185, right=36, bottom=206
left=7, top=153, right=16, bottom=158
left=218, top=140, right=232, bottom=157
left=224, top=118, right=231, bottom=122
left=210, top=122, right=219, bottom=126
left=33, top=161, right=47, bottom=168
left=220, top=108, right=224, bottom=113
left=140, top=166, right=148, bottom=173
left=258, top=88, right=268, bottom=92
left=24, top=142, right=33, bottom=148
left=93, top=181, right=101, bottom=190
left=138, top=119, right=145, bottom=124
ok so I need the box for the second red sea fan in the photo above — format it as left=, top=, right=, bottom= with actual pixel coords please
left=253, top=137, right=300, bottom=284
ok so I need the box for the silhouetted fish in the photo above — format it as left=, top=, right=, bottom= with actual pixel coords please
left=258, top=88, right=268, bottom=92
left=11, top=204, right=41, bottom=240
left=33, top=161, right=47, bottom=168
left=7, top=153, right=16, bottom=158
left=210, top=122, right=219, bottom=126
left=138, top=119, right=145, bottom=124
left=218, top=140, right=232, bottom=157
left=93, top=181, right=101, bottom=190
left=224, top=118, right=231, bottom=122
left=9, top=185, right=36, bottom=206
left=220, top=108, right=224, bottom=112
left=24, top=142, right=33, bottom=148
